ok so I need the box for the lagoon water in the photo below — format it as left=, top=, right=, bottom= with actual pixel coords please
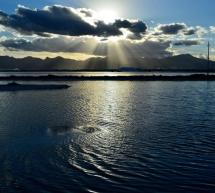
left=0, top=71, right=213, bottom=77
left=0, top=81, right=215, bottom=193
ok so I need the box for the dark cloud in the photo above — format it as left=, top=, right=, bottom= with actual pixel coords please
left=0, top=5, right=147, bottom=38
left=0, top=5, right=99, bottom=36
left=136, top=40, right=172, bottom=58
left=173, top=40, right=201, bottom=46
left=0, top=37, right=99, bottom=53
left=114, top=20, right=131, bottom=28
left=0, top=39, right=34, bottom=50
left=158, top=23, right=186, bottom=35
left=79, top=8, right=93, bottom=17
left=0, top=37, right=172, bottom=58
left=114, top=19, right=147, bottom=33
left=156, top=23, right=198, bottom=36
left=129, top=21, right=147, bottom=33
left=94, top=21, right=122, bottom=36
left=183, top=28, right=196, bottom=35
left=112, top=19, right=147, bottom=39
left=127, top=33, right=143, bottom=40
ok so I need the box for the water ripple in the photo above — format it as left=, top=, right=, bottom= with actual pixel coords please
left=1, top=81, right=215, bottom=192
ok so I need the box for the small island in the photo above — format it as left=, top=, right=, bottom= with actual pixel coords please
left=0, top=82, right=70, bottom=91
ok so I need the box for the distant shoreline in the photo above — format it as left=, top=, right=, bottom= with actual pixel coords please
left=1, top=70, right=215, bottom=73
left=1, top=74, right=215, bottom=81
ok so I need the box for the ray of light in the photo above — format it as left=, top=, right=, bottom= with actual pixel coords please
left=82, top=39, right=107, bottom=70
left=106, top=40, right=132, bottom=69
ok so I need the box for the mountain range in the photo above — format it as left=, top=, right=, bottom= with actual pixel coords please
left=0, top=54, right=213, bottom=71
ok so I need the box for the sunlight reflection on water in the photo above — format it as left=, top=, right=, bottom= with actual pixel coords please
left=0, top=81, right=215, bottom=193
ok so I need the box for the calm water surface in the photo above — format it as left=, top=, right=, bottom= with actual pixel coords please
left=0, top=71, right=213, bottom=77
left=0, top=81, right=215, bottom=193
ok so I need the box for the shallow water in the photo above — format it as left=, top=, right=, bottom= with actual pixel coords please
left=0, top=81, right=215, bottom=193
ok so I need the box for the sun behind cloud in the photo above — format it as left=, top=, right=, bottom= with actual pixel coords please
left=96, top=9, right=119, bottom=24
left=0, top=4, right=210, bottom=61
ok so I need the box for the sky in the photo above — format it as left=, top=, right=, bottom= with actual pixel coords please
left=0, top=0, right=215, bottom=62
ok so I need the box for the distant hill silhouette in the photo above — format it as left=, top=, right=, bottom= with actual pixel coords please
left=131, top=54, right=212, bottom=71
left=0, top=54, right=213, bottom=71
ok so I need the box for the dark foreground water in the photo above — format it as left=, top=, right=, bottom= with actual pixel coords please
left=0, top=81, right=215, bottom=193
